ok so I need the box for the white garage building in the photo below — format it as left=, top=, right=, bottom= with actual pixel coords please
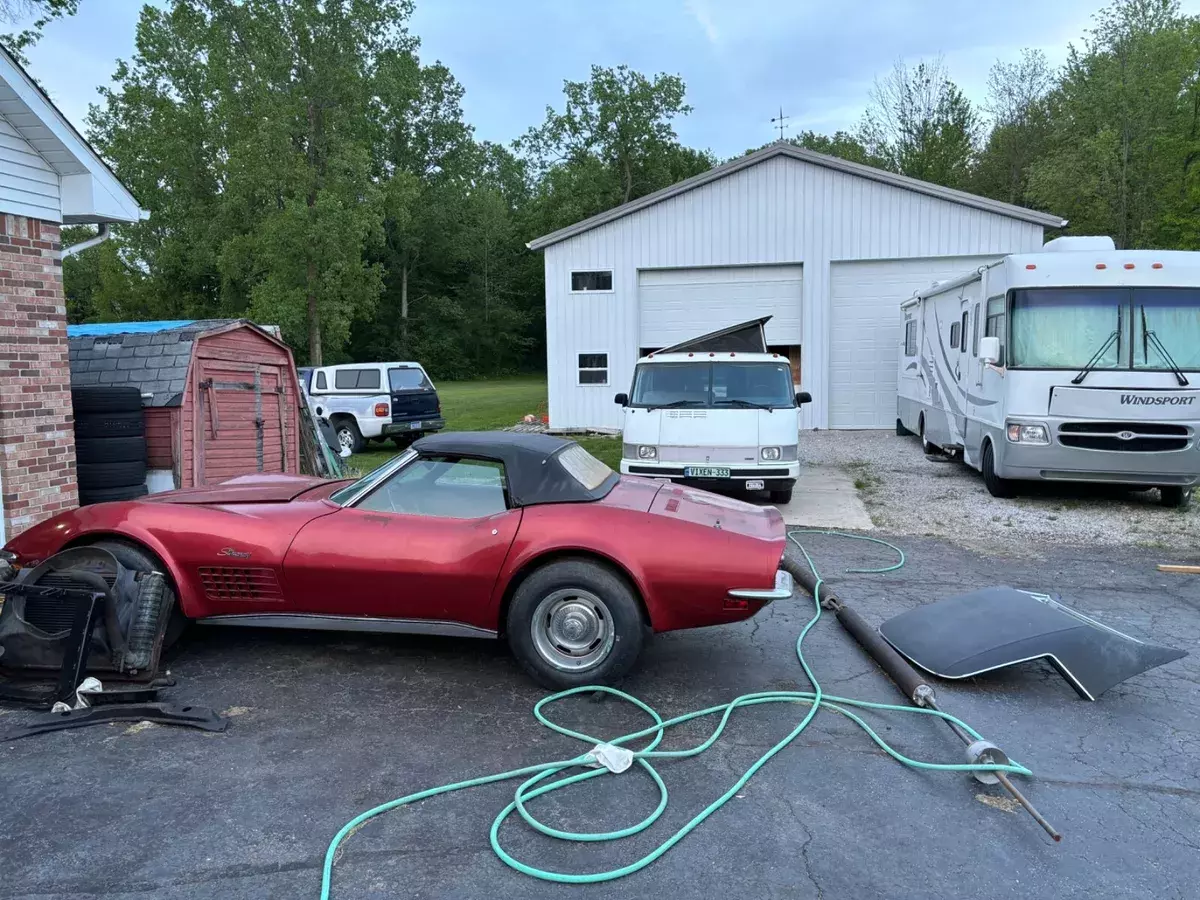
left=528, top=142, right=1065, bottom=431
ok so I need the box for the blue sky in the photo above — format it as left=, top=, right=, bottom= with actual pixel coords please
left=20, top=0, right=1200, bottom=160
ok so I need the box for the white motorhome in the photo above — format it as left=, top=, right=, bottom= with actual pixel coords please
left=615, top=318, right=811, bottom=504
left=898, top=236, right=1200, bottom=507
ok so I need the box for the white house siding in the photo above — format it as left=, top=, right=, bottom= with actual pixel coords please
left=543, top=154, right=1045, bottom=431
left=0, top=113, right=59, bottom=222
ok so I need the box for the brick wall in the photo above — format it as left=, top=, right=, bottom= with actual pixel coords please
left=0, top=214, right=77, bottom=541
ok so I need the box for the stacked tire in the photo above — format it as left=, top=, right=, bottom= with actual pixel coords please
left=72, top=386, right=149, bottom=505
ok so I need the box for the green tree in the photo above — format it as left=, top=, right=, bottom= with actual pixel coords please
left=88, top=0, right=420, bottom=364
left=859, top=57, right=980, bottom=188
left=0, top=0, right=78, bottom=58
left=972, top=50, right=1055, bottom=205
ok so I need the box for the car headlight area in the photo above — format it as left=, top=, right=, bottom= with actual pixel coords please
left=760, top=446, right=781, bottom=460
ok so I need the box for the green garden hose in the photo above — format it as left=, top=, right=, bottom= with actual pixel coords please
left=320, top=529, right=1031, bottom=898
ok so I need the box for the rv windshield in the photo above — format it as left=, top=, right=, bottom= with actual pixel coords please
left=630, top=361, right=794, bottom=409
left=1010, top=287, right=1200, bottom=370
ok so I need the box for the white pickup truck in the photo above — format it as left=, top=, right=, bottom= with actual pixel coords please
left=300, top=361, right=445, bottom=454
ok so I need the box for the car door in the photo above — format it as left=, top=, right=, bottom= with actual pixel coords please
left=282, top=455, right=521, bottom=632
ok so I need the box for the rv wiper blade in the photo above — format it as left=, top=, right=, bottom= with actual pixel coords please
left=647, top=399, right=704, bottom=411
left=714, top=398, right=772, bottom=410
left=1140, top=305, right=1190, bottom=386
left=1070, top=330, right=1119, bottom=385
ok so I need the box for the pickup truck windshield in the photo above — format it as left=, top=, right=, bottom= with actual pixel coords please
left=630, top=361, right=794, bottom=409
left=1010, top=287, right=1200, bottom=371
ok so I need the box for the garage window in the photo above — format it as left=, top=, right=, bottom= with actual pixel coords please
left=903, top=320, right=917, bottom=356
left=949, top=322, right=960, bottom=349
left=570, top=270, right=613, bottom=293
left=578, top=353, right=608, bottom=385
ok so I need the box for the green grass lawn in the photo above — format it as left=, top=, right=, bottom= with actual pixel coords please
left=346, top=375, right=620, bottom=474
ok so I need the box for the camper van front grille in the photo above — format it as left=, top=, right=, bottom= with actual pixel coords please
left=1058, top=422, right=1191, bottom=452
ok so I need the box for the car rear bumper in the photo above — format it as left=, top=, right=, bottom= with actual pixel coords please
left=728, top=568, right=794, bottom=602
left=383, top=416, right=446, bottom=436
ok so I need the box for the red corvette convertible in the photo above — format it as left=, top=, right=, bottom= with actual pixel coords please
left=2, top=433, right=792, bottom=687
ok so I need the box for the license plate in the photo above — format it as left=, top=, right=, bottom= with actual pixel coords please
left=745, top=479, right=765, bottom=490
left=409, top=421, right=422, bottom=430
left=684, top=466, right=731, bottom=478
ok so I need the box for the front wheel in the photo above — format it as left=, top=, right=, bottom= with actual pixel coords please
left=981, top=441, right=1016, bottom=499
left=768, top=485, right=794, bottom=504
left=1160, top=486, right=1194, bottom=509
left=506, top=559, right=645, bottom=689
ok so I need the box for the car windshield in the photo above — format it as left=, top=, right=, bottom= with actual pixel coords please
left=1010, top=287, right=1200, bottom=370
left=329, top=450, right=415, bottom=505
left=389, top=367, right=433, bottom=391
left=630, top=362, right=794, bottom=408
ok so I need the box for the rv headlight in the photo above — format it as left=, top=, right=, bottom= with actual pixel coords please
left=1006, top=423, right=1049, bottom=445
left=760, top=446, right=782, bottom=460
left=637, top=445, right=658, bottom=460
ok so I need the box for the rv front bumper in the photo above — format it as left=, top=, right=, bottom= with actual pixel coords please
left=621, top=459, right=800, bottom=487
left=998, top=422, right=1200, bottom=486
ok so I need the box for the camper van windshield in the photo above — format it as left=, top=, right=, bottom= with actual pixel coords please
left=630, top=362, right=794, bottom=409
left=1010, top=287, right=1200, bottom=370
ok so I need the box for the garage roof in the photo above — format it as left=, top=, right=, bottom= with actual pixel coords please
left=527, top=142, right=1066, bottom=251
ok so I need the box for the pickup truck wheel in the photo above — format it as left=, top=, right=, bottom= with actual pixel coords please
left=507, top=559, right=644, bottom=689
left=333, top=419, right=364, bottom=454
left=981, top=441, right=1016, bottom=499
left=1160, top=486, right=1194, bottom=509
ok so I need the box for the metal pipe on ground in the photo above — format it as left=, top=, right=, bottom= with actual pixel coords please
left=780, top=555, right=1062, bottom=842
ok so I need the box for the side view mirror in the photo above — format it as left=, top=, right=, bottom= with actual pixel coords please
left=614, top=392, right=628, bottom=406
left=795, top=391, right=812, bottom=406
left=979, top=336, right=1001, bottom=365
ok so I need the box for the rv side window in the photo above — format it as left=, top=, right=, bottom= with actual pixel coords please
left=904, top=320, right=917, bottom=356
left=972, top=303, right=980, bottom=356
left=985, top=295, right=1006, bottom=364
left=960, top=311, right=969, bottom=353
left=949, top=322, right=960, bottom=349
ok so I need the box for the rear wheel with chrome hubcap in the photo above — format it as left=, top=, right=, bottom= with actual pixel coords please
left=507, top=559, right=645, bottom=689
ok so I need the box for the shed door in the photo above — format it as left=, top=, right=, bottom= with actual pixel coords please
left=828, top=256, right=996, bottom=429
left=198, top=360, right=288, bottom=484
left=638, top=266, right=803, bottom=350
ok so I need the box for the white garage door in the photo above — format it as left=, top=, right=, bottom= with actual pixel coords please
left=639, top=265, right=803, bottom=348
left=829, top=256, right=997, bottom=429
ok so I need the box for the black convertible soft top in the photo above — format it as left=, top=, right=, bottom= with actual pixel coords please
left=411, top=431, right=619, bottom=507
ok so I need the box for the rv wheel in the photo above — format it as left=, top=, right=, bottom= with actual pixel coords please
left=918, top=416, right=935, bottom=454
left=1159, top=486, right=1194, bottom=510
left=981, top=442, right=1016, bottom=499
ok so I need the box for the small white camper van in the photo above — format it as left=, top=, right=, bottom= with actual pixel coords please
left=898, top=236, right=1200, bottom=507
left=615, top=317, right=811, bottom=503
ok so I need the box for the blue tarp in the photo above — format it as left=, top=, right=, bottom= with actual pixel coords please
left=67, top=320, right=198, bottom=338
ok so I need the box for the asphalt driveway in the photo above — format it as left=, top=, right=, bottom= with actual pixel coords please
left=2, top=534, right=1197, bottom=899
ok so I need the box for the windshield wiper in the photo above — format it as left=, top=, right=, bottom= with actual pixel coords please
left=1140, top=304, right=1190, bottom=386
left=714, top=398, right=773, bottom=410
left=1071, top=305, right=1122, bottom=385
left=647, top=399, right=704, bottom=411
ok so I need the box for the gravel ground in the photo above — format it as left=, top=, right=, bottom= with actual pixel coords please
left=800, top=430, right=1200, bottom=553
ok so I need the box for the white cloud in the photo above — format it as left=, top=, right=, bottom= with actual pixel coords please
left=685, top=0, right=721, bottom=46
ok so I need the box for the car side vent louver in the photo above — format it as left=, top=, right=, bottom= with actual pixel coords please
left=198, top=567, right=284, bottom=602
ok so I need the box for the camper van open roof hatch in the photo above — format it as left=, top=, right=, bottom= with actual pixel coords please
left=658, top=316, right=772, bottom=354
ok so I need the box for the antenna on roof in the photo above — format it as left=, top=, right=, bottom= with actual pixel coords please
left=770, top=106, right=790, bottom=141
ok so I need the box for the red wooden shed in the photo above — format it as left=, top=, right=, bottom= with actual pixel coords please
left=68, top=319, right=302, bottom=488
